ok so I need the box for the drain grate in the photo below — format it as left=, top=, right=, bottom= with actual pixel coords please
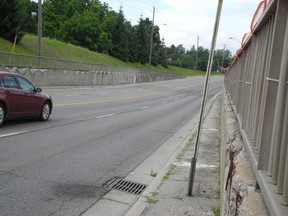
left=104, top=177, right=147, bottom=195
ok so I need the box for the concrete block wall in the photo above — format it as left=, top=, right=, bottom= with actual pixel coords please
left=0, top=67, right=182, bottom=87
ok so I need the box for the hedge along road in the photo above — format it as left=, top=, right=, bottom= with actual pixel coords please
left=0, top=76, right=223, bottom=216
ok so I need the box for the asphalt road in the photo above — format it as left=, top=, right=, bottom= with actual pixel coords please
left=0, top=76, right=223, bottom=216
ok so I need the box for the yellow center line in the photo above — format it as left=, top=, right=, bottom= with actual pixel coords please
left=54, top=86, right=191, bottom=107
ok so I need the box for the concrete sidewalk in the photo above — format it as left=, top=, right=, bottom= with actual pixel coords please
left=82, top=93, right=222, bottom=216
left=129, top=94, right=221, bottom=216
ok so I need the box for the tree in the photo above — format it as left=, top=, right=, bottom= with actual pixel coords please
left=0, top=0, right=25, bottom=43
left=150, top=25, right=166, bottom=66
left=109, top=7, right=129, bottom=62
left=158, top=38, right=168, bottom=68
left=127, top=25, right=138, bottom=62
left=42, top=0, right=66, bottom=39
left=60, top=11, right=101, bottom=51
left=196, top=47, right=209, bottom=71
left=135, top=17, right=151, bottom=64
left=21, top=0, right=38, bottom=34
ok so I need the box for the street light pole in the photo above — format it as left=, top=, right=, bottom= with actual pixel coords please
left=149, top=6, right=155, bottom=66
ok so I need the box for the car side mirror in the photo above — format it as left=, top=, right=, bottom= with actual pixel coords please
left=35, top=87, right=42, bottom=93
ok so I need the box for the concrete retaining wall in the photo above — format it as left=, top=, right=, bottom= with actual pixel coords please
left=0, top=66, right=183, bottom=87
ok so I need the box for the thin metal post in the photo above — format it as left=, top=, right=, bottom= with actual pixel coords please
left=187, top=0, right=223, bottom=196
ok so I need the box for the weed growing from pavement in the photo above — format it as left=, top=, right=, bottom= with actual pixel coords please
left=150, top=191, right=159, bottom=196
left=173, top=195, right=184, bottom=201
left=211, top=206, right=220, bottom=216
left=163, top=164, right=176, bottom=181
left=213, top=139, right=221, bottom=199
left=150, top=169, right=158, bottom=177
left=212, top=166, right=220, bottom=174
left=176, top=131, right=197, bottom=160
left=145, top=192, right=159, bottom=204
left=214, top=188, right=220, bottom=199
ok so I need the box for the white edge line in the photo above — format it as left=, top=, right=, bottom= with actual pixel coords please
left=0, top=131, right=28, bottom=138
left=96, top=113, right=116, bottom=119
left=139, top=106, right=150, bottom=110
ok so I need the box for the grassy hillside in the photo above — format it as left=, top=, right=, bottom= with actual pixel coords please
left=0, top=34, right=206, bottom=76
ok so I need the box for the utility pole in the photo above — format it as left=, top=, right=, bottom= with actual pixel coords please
left=194, top=35, right=199, bottom=73
left=149, top=6, right=155, bottom=66
left=187, top=0, right=223, bottom=196
left=38, top=0, right=42, bottom=66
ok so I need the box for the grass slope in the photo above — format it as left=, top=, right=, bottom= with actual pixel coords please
left=0, top=34, right=207, bottom=76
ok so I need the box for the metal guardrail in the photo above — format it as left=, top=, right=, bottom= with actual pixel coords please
left=0, top=51, right=185, bottom=79
left=225, top=0, right=288, bottom=215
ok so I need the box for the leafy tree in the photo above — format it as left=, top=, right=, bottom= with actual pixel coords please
left=42, top=0, right=66, bottom=39
left=21, top=0, right=38, bottom=34
left=60, top=11, right=101, bottom=51
left=0, top=0, right=25, bottom=43
left=212, top=49, right=232, bottom=71
left=195, top=47, right=209, bottom=71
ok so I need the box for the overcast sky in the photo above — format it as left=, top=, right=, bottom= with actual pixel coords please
left=101, top=0, right=261, bottom=54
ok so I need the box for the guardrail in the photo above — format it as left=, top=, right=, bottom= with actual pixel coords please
left=224, top=0, right=288, bottom=215
left=0, top=51, right=185, bottom=79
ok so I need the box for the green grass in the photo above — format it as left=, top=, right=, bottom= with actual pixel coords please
left=0, top=34, right=213, bottom=75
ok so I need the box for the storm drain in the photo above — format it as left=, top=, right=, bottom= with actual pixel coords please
left=104, top=177, right=147, bottom=195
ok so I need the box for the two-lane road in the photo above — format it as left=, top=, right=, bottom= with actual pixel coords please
left=0, top=76, right=223, bottom=216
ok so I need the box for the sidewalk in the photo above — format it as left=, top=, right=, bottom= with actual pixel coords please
left=83, top=93, right=222, bottom=216
left=129, top=94, right=221, bottom=216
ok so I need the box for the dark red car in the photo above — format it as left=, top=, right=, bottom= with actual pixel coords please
left=0, top=71, right=52, bottom=127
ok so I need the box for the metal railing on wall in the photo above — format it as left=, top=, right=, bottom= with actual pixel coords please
left=225, top=0, right=288, bottom=215
left=0, top=51, right=185, bottom=79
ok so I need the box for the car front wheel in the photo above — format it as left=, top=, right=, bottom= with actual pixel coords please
left=0, top=103, right=5, bottom=127
left=38, top=102, right=51, bottom=121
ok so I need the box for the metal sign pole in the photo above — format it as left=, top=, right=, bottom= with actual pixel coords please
left=187, top=0, right=224, bottom=196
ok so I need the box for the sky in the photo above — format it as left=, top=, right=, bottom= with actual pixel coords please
left=101, top=0, right=261, bottom=54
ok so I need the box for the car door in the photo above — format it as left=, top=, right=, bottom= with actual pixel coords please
left=16, top=76, right=42, bottom=115
left=2, top=76, right=23, bottom=117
